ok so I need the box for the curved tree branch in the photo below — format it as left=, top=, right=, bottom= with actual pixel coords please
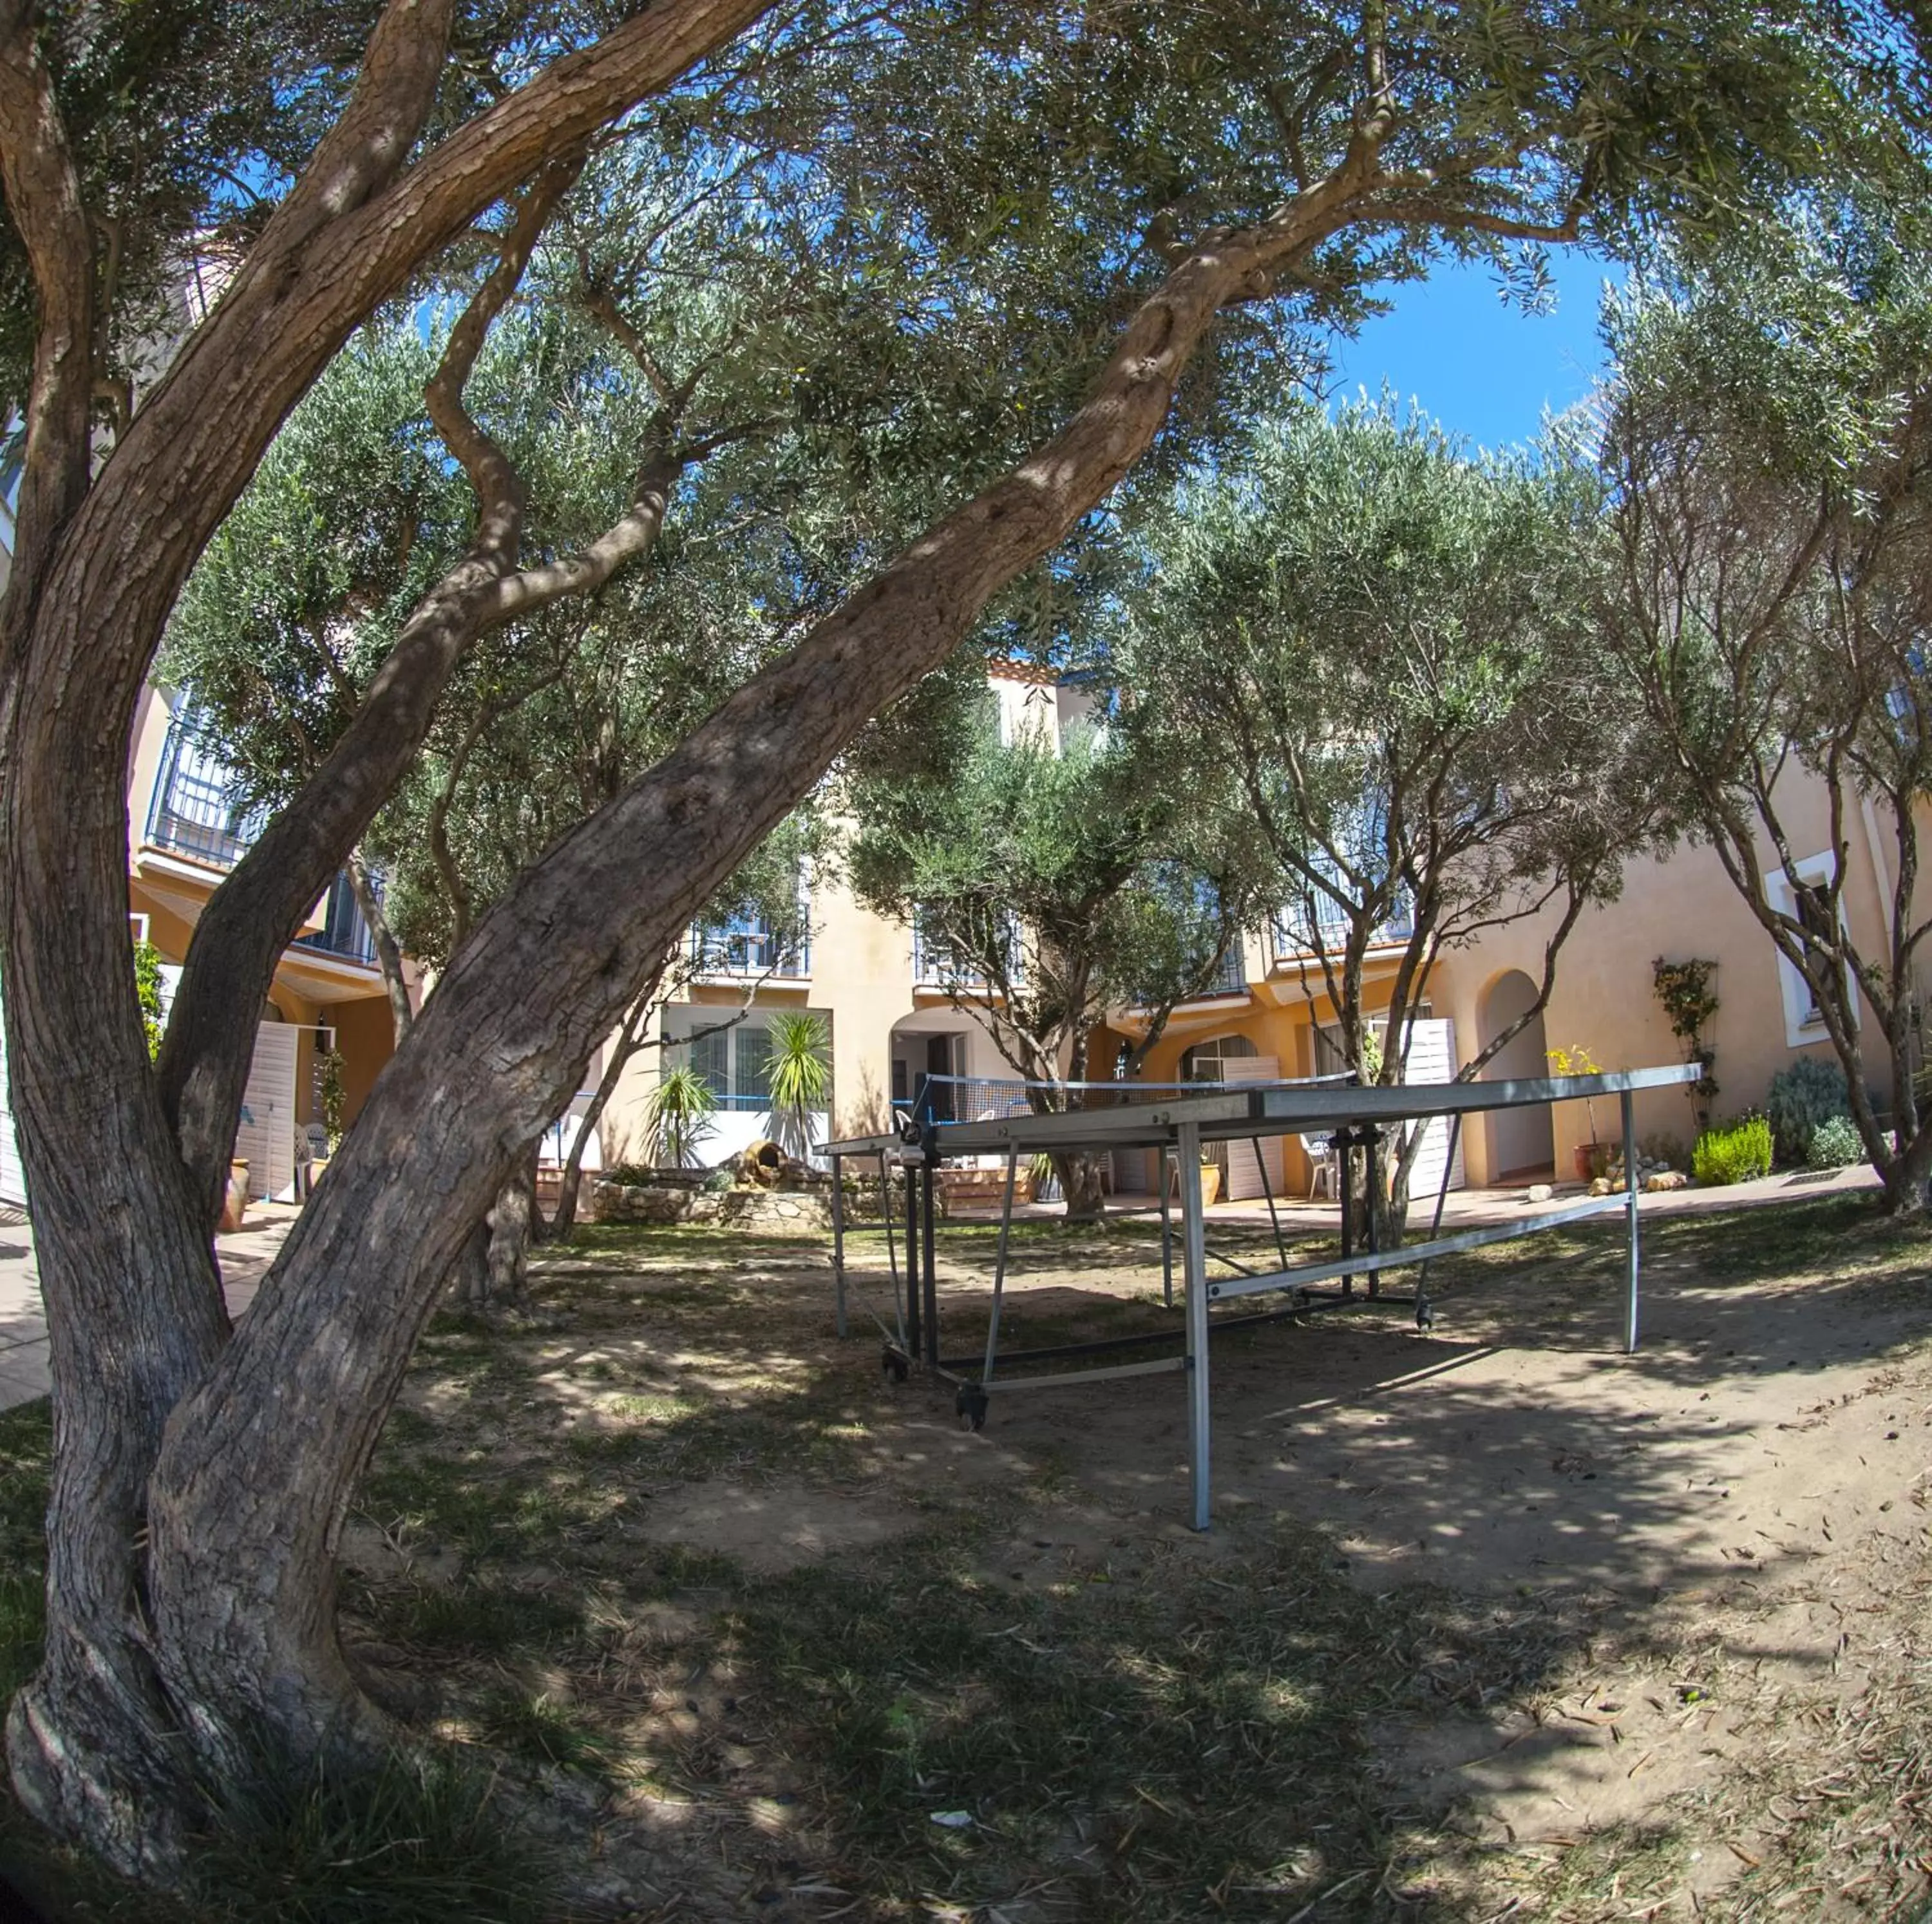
left=0, top=2, right=94, bottom=659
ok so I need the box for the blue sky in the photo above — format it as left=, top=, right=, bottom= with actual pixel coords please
left=1326, top=251, right=1620, bottom=453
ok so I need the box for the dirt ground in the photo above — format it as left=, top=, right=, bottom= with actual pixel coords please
left=314, top=1194, right=1932, bottom=1922
left=883, top=1214, right=1932, bottom=1905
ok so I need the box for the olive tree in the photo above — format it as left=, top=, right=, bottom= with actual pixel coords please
left=1122, top=399, right=1660, bottom=1238
left=165, top=316, right=828, bottom=1270
left=846, top=674, right=1272, bottom=1216
left=1591, top=206, right=1932, bottom=1211
left=0, top=0, right=1880, bottom=1885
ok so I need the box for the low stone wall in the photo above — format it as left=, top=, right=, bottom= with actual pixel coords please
left=701, top=1189, right=833, bottom=1233
left=589, top=1177, right=942, bottom=1232
left=591, top=1180, right=835, bottom=1234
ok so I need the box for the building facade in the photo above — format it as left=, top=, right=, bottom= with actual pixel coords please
left=0, top=680, right=401, bottom=1209
left=596, top=672, right=1898, bottom=1202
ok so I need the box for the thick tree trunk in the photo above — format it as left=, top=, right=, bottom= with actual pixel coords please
left=444, top=1151, right=538, bottom=1306
left=6, top=106, right=1388, bottom=1867
left=0, top=757, right=232, bottom=1875
left=1055, top=1150, right=1108, bottom=1222
left=484, top=1147, right=538, bottom=1302
left=443, top=1216, right=491, bottom=1308
left=1373, top=1136, right=1412, bottom=1251
left=0, top=0, right=779, bottom=1857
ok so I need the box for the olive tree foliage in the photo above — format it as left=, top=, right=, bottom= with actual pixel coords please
left=164, top=324, right=827, bottom=1269
left=1121, top=400, right=1660, bottom=1238
left=0, top=0, right=1890, bottom=1887
left=1588, top=205, right=1932, bottom=1213
left=845, top=668, right=1273, bottom=1215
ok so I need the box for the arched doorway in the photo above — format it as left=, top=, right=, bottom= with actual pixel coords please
left=1480, top=970, right=1553, bottom=1182
left=1179, top=1032, right=1258, bottom=1081
left=1180, top=1032, right=1283, bottom=1200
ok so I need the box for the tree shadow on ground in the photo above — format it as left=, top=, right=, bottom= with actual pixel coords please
left=9, top=1196, right=1919, bottom=1921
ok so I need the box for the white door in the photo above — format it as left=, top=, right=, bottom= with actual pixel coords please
left=1399, top=1018, right=1465, bottom=1199
left=1222, top=1056, right=1286, bottom=1201
left=0, top=987, right=25, bottom=1210
left=234, top=1021, right=299, bottom=1200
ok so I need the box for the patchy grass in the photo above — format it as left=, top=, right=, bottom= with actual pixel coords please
left=7, top=1194, right=1932, bottom=1920
left=189, top=1746, right=556, bottom=1924
left=383, top=1579, right=587, bottom=1655
left=0, top=1399, right=50, bottom=1706
left=726, top=1510, right=1609, bottom=1918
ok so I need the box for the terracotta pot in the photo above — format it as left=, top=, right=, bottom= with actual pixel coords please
left=218, top=1160, right=250, bottom=1232
left=1199, top=1165, right=1222, bottom=1207
left=1572, top=1143, right=1596, bottom=1183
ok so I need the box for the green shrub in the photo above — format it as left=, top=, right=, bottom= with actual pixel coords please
left=1692, top=1115, right=1773, bottom=1186
left=1765, top=1056, right=1850, bottom=1165
left=1806, top=1114, right=1865, bottom=1170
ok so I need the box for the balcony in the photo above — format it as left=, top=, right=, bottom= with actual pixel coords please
left=913, top=923, right=984, bottom=988
left=147, top=717, right=380, bottom=970
left=1182, top=945, right=1249, bottom=999
left=1271, top=893, right=1414, bottom=963
left=147, top=722, right=265, bottom=867
left=913, top=912, right=1023, bottom=990
left=688, top=916, right=810, bottom=979
left=291, top=870, right=378, bottom=968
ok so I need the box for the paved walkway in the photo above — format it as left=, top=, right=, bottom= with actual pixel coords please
left=952, top=1160, right=1885, bottom=1229
left=0, top=1204, right=298, bottom=1414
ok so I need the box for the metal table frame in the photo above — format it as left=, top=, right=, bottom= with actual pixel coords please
left=828, top=1064, right=1700, bottom=1529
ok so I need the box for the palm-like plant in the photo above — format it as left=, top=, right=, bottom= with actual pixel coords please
left=646, top=1064, right=717, bottom=1170
left=765, top=1012, right=831, bottom=1160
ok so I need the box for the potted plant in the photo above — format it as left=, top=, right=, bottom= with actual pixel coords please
left=765, top=1011, right=831, bottom=1161
left=646, top=1064, right=717, bottom=1171
left=1546, top=1042, right=1604, bottom=1182
left=1198, top=1146, right=1222, bottom=1207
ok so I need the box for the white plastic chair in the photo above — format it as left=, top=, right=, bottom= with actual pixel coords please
left=1300, top=1131, right=1340, bottom=1202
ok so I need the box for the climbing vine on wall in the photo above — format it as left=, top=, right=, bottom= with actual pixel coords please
left=1653, top=956, right=1719, bottom=1127
left=319, top=1048, right=347, bottom=1146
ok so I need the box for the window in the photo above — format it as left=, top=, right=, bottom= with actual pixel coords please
left=1312, top=1006, right=1433, bottom=1078
left=688, top=907, right=810, bottom=979
left=1766, top=855, right=1855, bottom=1049
left=672, top=1016, right=779, bottom=1111
left=1794, top=891, right=1834, bottom=1018
left=147, top=713, right=265, bottom=867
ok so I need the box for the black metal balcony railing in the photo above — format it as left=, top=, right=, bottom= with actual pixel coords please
left=147, top=724, right=266, bottom=867
left=291, top=869, right=378, bottom=967
left=688, top=920, right=810, bottom=979
left=148, top=720, right=380, bottom=970
left=1189, top=946, right=1249, bottom=997
left=1271, top=894, right=1415, bottom=962
left=912, top=916, right=1027, bottom=990
left=912, top=924, right=985, bottom=987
